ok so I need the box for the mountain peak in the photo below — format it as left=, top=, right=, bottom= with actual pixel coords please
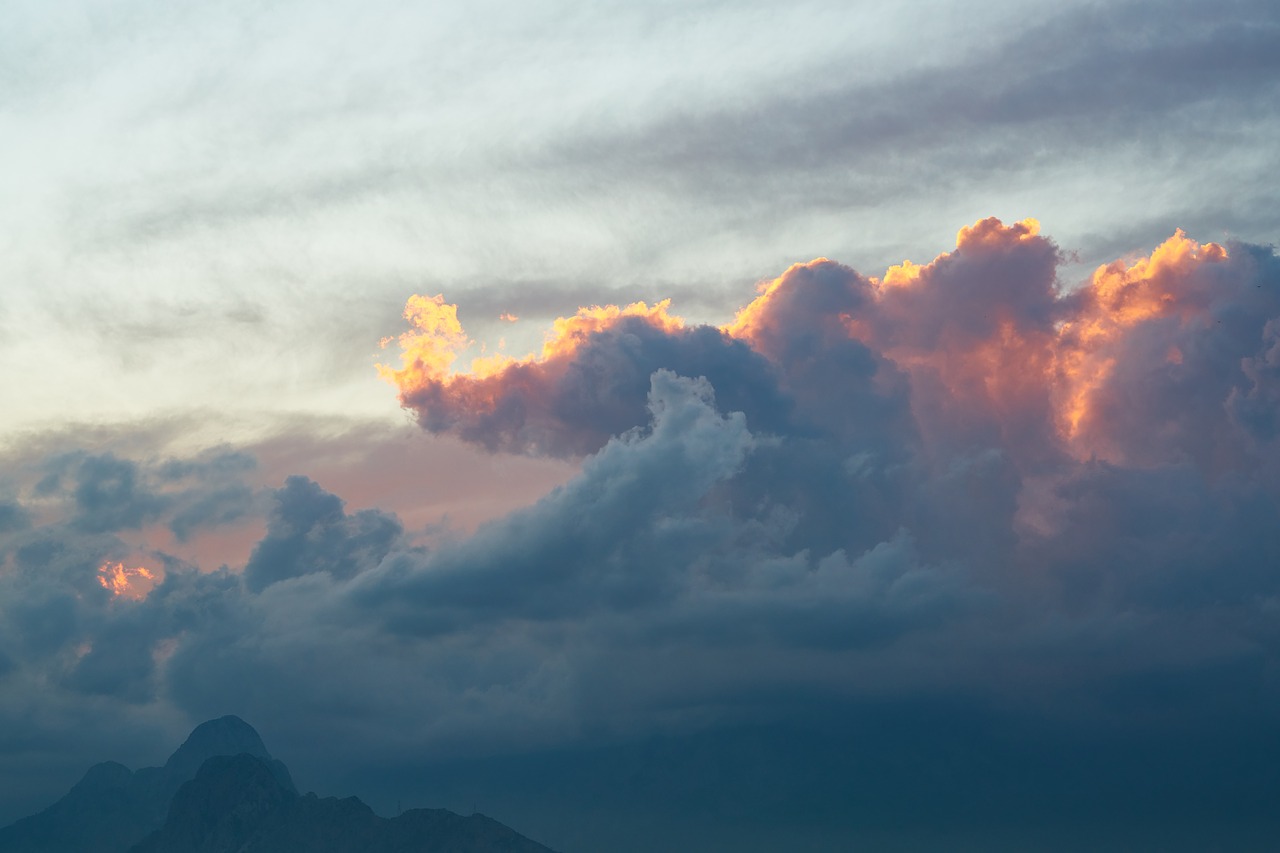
left=163, top=716, right=270, bottom=781
left=72, top=761, right=134, bottom=792
left=131, top=755, right=295, bottom=853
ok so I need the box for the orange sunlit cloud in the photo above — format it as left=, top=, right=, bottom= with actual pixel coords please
left=97, top=561, right=160, bottom=600
left=723, top=218, right=1234, bottom=465
left=377, top=294, right=473, bottom=389
left=379, top=217, right=1258, bottom=472
left=718, top=218, right=1064, bottom=463
left=1052, top=230, right=1229, bottom=458
left=380, top=296, right=686, bottom=393
left=871, top=217, right=1064, bottom=458
left=720, top=257, right=837, bottom=340
left=377, top=293, right=693, bottom=455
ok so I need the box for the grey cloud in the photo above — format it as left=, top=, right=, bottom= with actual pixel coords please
left=9, top=532, right=115, bottom=600
left=1030, top=461, right=1280, bottom=611
left=340, top=368, right=975, bottom=699
left=402, top=319, right=790, bottom=457
left=243, top=476, right=402, bottom=592
left=0, top=502, right=29, bottom=535
left=6, top=587, right=83, bottom=658
left=542, top=2, right=1280, bottom=189
left=20, top=448, right=262, bottom=544
left=154, top=450, right=255, bottom=483
left=70, top=454, right=168, bottom=534
left=167, top=484, right=255, bottom=543
left=64, top=620, right=159, bottom=704
left=1229, top=318, right=1280, bottom=441
left=660, top=531, right=976, bottom=653
left=0, top=366, right=975, bottom=786
left=361, top=371, right=756, bottom=622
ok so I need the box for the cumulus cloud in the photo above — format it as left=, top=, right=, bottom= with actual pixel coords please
left=383, top=217, right=1280, bottom=477
left=19, top=449, right=260, bottom=542
left=362, top=218, right=1280, bottom=744
left=67, top=454, right=169, bottom=534
left=243, top=475, right=402, bottom=592
left=357, top=370, right=757, bottom=622
left=379, top=219, right=1280, bottom=574
left=379, top=296, right=789, bottom=456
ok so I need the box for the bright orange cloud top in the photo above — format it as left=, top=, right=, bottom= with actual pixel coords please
left=98, top=561, right=159, bottom=600
left=379, top=217, right=1263, bottom=473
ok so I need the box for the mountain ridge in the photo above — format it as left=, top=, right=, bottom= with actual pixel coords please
left=130, top=753, right=556, bottom=853
left=0, top=717, right=555, bottom=853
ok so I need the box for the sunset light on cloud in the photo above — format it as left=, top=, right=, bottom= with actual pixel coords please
left=1, top=2, right=1279, bottom=851
left=381, top=217, right=1259, bottom=471
left=97, top=561, right=159, bottom=600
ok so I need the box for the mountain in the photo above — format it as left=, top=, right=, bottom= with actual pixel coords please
left=0, top=718, right=554, bottom=853
left=159, top=716, right=289, bottom=788
left=0, top=716, right=290, bottom=853
left=129, top=753, right=556, bottom=853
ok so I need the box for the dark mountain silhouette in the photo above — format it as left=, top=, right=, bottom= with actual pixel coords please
left=0, top=717, right=554, bottom=853
left=130, top=753, right=555, bottom=853
left=160, top=716, right=289, bottom=788
left=0, top=716, right=289, bottom=853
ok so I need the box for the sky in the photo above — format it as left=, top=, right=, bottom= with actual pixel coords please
left=2, top=1, right=1280, bottom=850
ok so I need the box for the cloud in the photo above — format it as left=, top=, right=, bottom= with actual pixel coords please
left=0, top=502, right=29, bottom=535
left=166, top=484, right=256, bottom=543
left=384, top=218, right=1280, bottom=481
left=361, top=218, right=1280, bottom=737
left=357, top=370, right=757, bottom=621
left=380, top=297, right=790, bottom=456
left=1230, top=317, right=1280, bottom=441
left=2, top=217, right=1279, bottom=845
left=243, top=476, right=402, bottom=592
left=19, top=449, right=261, bottom=543
left=67, top=454, right=169, bottom=534
left=515, top=1, right=1280, bottom=267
